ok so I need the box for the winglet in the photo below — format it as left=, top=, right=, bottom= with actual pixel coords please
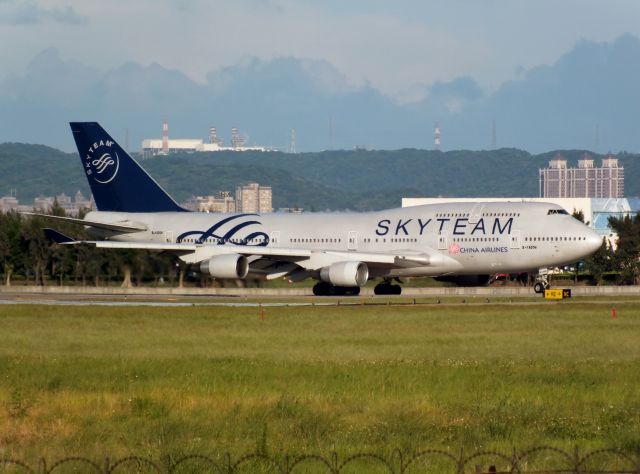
left=44, top=228, right=75, bottom=244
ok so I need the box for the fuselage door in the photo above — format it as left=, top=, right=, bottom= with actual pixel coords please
left=509, top=230, right=521, bottom=249
left=348, top=231, right=357, bottom=251
left=469, top=204, right=484, bottom=224
left=270, top=231, right=280, bottom=247
left=165, top=231, right=173, bottom=244
left=438, top=233, right=447, bottom=250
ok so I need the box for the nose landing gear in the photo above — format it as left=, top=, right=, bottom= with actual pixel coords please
left=533, top=269, right=550, bottom=294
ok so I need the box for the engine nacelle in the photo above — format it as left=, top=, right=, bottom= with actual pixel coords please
left=199, top=254, right=249, bottom=279
left=319, top=261, right=369, bottom=287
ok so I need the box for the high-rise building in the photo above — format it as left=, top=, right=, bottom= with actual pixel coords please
left=539, top=153, right=624, bottom=198
left=235, top=183, right=273, bottom=213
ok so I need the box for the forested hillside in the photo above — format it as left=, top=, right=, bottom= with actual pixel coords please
left=1, top=143, right=639, bottom=211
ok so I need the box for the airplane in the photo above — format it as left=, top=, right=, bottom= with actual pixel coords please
left=34, top=122, right=603, bottom=296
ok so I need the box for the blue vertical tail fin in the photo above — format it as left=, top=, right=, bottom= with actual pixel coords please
left=70, top=122, right=186, bottom=213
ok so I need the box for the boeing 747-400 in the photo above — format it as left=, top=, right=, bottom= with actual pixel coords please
left=36, top=122, right=602, bottom=295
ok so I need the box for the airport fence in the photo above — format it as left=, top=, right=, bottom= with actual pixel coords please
left=2, top=446, right=640, bottom=473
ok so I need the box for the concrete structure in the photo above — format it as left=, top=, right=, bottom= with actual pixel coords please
left=184, top=192, right=237, bottom=213
left=141, top=138, right=225, bottom=157
left=288, top=128, right=296, bottom=154
left=141, top=137, right=267, bottom=157
left=236, top=183, right=273, bottom=213
left=0, top=191, right=93, bottom=216
left=209, top=127, right=223, bottom=146
left=182, top=185, right=273, bottom=214
left=539, top=153, right=624, bottom=198
left=231, top=127, right=244, bottom=148
left=402, top=196, right=640, bottom=242
left=33, top=196, right=55, bottom=212
left=162, top=119, right=169, bottom=155
left=73, top=191, right=93, bottom=211
left=0, top=195, right=19, bottom=213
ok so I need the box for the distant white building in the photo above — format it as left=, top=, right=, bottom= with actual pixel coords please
left=141, top=138, right=225, bottom=157
left=184, top=192, right=237, bottom=213
left=141, top=137, right=267, bottom=157
left=0, top=191, right=93, bottom=216
left=0, top=195, right=19, bottom=213
left=34, top=196, right=54, bottom=212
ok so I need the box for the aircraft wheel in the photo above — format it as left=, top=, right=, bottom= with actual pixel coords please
left=533, top=281, right=546, bottom=294
left=334, top=286, right=360, bottom=296
left=313, top=282, right=332, bottom=296
left=374, top=283, right=402, bottom=295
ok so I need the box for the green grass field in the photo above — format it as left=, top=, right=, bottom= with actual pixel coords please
left=0, top=301, right=639, bottom=470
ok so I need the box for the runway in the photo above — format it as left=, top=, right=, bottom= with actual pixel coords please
left=0, top=297, right=332, bottom=308
left=0, top=289, right=637, bottom=307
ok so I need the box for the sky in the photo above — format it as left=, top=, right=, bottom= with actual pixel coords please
left=2, top=1, right=640, bottom=152
left=2, top=0, right=640, bottom=102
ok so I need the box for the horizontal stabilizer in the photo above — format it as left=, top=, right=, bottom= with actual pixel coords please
left=44, top=228, right=74, bottom=244
left=23, top=213, right=147, bottom=233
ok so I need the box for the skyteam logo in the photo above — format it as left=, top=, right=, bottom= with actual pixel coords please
left=84, top=140, right=119, bottom=184
left=177, top=214, right=270, bottom=247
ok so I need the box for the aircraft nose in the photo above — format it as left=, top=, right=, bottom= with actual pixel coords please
left=585, top=229, right=603, bottom=254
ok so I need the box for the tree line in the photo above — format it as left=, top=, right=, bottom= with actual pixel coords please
left=0, top=205, right=638, bottom=287
left=5, top=143, right=640, bottom=212
left=590, top=214, right=640, bottom=285
left=0, top=204, right=182, bottom=287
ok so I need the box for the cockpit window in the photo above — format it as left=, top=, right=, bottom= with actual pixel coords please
left=547, top=209, right=569, bottom=215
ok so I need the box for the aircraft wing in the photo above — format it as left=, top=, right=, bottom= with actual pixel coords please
left=23, top=213, right=147, bottom=233
left=48, top=234, right=443, bottom=271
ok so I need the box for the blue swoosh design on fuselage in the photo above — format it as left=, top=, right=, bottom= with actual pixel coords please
left=176, top=214, right=270, bottom=247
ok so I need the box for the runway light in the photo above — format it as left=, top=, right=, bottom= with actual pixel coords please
left=612, top=307, right=617, bottom=320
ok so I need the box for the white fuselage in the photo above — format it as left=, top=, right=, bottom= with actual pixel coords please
left=84, top=201, right=602, bottom=278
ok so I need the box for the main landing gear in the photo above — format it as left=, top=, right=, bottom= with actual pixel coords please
left=312, top=281, right=361, bottom=296
left=373, top=279, right=402, bottom=295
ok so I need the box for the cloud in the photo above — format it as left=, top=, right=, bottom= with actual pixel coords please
left=0, top=0, right=87, bottom=25
left=4, top=0, right=640, bottom=103
left=3, top=35, right=639, bottom=153
left=46, top=5, right=87, bottom=25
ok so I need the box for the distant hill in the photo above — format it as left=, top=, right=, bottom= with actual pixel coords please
left=1, top=143, right=639, bottom=210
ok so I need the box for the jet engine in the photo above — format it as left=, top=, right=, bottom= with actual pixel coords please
left=319, top=261, right=369, bottom=287
left=199, top=254, right=249, bottom=279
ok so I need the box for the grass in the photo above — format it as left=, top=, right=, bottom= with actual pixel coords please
left=0, top=301, right=639, bottom=470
